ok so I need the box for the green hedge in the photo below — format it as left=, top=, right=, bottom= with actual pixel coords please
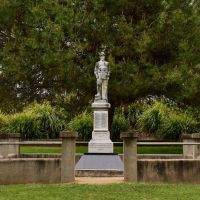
left=67, top=112, right=93, bottom=140
left=1, top=98, right=200, bottom=141
left=7, top=102, right=68, bottom=139
left=157, top=113, right=199, bottom=139
left=111, top=114, right=129, bottom=141
left=0, top=112, right=8, bottom=132
left=137, top=101, right=200, bottom=140
left=127, top=102, right=147, bottom=127
left=138, top=102, right=168, bottom=134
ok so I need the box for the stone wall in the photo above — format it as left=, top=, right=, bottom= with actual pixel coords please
left=0, top=158, right=60, bottom=184
left=138, top=159, right=200, bottom=183
left=1, top=157, right=200, bottom=184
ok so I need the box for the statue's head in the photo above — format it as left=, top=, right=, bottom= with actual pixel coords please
left=99, top=51, right=105, bottom=61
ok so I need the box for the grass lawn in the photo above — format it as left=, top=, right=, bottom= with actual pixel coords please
left=20, top=146, right=182, bottom=154
left=0, top=183, right=199, bottom=200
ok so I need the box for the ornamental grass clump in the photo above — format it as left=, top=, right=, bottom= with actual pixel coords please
left=127, top=102, right=147, bottom=128
left=157, top=113, right=199, bottom=140
left=8, top=102, right=67, bottom=139
left=138, top=101, right=168, bottom=134
left=67, top=112, right=93, bottom=141
left=8, top=112, right=39, bottom=139
left=111, top=114, right=130, bottom=141
left=0, top=111, right=8, bottom=132
left=137, top=100, right=200, bottom=139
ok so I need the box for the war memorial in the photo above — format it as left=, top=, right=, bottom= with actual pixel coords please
left=1, top=52, right=200, bottom=185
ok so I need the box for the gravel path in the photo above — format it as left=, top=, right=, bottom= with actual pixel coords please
left=75, top=177, right=124, bottom=184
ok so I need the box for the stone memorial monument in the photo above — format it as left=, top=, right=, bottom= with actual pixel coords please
left=88, top=51, right=113, bottom=153
left=75, top=51, right=123, bottom=173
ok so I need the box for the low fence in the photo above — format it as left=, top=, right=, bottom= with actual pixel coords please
left=0, top=141, right=198, bottom=158
left=0, top=132, right=200, bottom=184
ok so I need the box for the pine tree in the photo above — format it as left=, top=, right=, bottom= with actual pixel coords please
left=0, top=0, right=200, bottom=113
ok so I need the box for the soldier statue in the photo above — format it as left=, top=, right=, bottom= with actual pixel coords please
left=94, top=51, right=110, bottom=101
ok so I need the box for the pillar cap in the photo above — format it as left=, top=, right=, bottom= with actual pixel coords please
left=60, top=131, right=78, bottom=138
left=120, top=131, right=138, bottom=139
left=0, top=133, right=21, bottom=139
left=182, top=133, right=200, bottom=139
left=92, top=102, right=111, bottom=108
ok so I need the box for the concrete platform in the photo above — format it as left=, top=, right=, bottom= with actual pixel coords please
left=75, top=153, right=124, bottom=176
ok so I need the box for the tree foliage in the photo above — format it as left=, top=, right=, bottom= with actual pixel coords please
left=0, top=0, right=200, bottom=113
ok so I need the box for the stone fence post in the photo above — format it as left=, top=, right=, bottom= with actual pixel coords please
left=60, top=131, right=78, bottom=183
left=120, top=131, right=138, bottom=182
left=182, top=133, right=200, bottom=159
left=0, top=133, right=21, bottom=158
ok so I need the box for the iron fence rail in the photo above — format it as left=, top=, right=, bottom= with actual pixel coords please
left=0, top=141, right=200, bottom=146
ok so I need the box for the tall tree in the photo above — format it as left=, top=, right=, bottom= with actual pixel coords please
left=0, top=0, right=200, bottom=114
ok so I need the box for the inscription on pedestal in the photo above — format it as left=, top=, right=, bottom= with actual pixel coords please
left=94, top=111, right=108, bottom=130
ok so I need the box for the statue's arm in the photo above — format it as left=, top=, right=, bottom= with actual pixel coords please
left=94, top=62, right=99, bottom=78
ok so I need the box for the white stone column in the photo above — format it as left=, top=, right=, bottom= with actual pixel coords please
left=120, top=131, right=138, bottom=182
left=88, top=101, right=113, bottom=153
left=182, top=133, right=200, bottom=159
left=0, top=133, right=21, bottom=158
left=60, top=131, right=78, bottom=183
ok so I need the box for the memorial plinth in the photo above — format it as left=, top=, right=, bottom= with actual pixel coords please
left=75, top=50, right=123, bottom=173
left=88, top=101, right=113, bottom=153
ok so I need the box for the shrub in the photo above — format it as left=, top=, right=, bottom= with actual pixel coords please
left=114, top=102, right=146, bottom=130
left=67, top=112, right=93, bottom=140
left=157, top=113, right=199, bottom=140
left=127, top=102, right=147, bottom=128
left=137, top=101, right=200, bottom=139
left=112, top=98, right=200, bottom=140
left=8, top=112, right=39, bottom=139
left=116, top=96, right=175, bottom=130
left=111, top=114, right=130, bottom=141
left=0, top=111, right=8, bottom=132
left=7, top=102, right=67, bottom=139
left=25, top=102, right=68, bottom=138
left=138, top=101, right=168, bottom=134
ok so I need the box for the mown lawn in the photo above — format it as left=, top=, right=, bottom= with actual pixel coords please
left=0, top=183, right=199, bottom=200
left=20, top=146, right=182, bottom=154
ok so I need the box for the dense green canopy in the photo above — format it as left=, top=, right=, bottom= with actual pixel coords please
left=1, top=0, right=200, bottom=113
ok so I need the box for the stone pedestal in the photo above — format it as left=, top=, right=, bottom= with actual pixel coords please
left=182, top=133, right=200, bottom=159
left=60, top=131, right=78, bottom=183
left=120, top=131, right=138, bottom=182
left=88, top=101, right=113, bottom=153
left=0, top=133, right=21, bottom=158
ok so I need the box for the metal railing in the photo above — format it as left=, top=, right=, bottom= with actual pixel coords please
left=1, top=141, right=200, bottom=158
left=0, top=141, right=200, bottom=146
